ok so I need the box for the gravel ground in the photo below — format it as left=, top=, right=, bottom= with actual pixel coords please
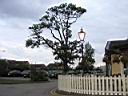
left=0, top=79, right=57, bottom=96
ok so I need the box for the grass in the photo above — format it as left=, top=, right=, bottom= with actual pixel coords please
left=0, top=78, right=31, bottom=84
left=0, top=78, right=49, bottom=84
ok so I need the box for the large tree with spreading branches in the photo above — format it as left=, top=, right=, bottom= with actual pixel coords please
left=26, top=3, right=86, bottom=73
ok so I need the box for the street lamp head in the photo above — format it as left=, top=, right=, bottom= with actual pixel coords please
left=78, top=28, right=86, bottom=41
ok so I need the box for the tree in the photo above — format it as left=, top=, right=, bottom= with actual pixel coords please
left=47, top=62, right=64, bottom=70
left=79, top=42, right=95, bottom=75
left=0, top=59, right=8, bottom=76
left=121, top=53, right=128, bottom=68
left=26, top=3, right=86, bottom=73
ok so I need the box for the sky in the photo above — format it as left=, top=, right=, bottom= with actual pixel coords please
left=0, top=0, right=128, bottom=67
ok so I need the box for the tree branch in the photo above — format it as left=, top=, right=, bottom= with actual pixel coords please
left=54, top=13, right=66, bottom=42
left=49, top=28, right=61, bottom=43
left=41, top=37, right=56, bottom=50
left=70, top=17, right=77, bottom=24
left=57, top=29, right=63, bottom=41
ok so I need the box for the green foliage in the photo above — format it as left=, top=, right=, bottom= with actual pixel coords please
left=26, top=3, right=86, bottom=73
left=0, top=59, right=8, bottom=76
left=121, top=54, right=128, bottom=68
left=79, top=42, right=95, bottom=73
left=31, top=72, right=48, bottom=81
left=30, top=67, right=48, bottom=81
left=47, top=62, right=64, bottom=70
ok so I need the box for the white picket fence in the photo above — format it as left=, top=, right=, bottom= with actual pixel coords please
left=58, top=75, right=128, bottom=95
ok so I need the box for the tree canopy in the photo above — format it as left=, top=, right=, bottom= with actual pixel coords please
left=121, top=53, right=128, bottom=68
left=26, top=3, right=86, bottom=73
left=79, top=42, right=95, bottom=74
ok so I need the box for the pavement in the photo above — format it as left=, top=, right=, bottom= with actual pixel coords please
left=0, top=77, right=123, bottom=96
left=0, top=78, right=57, bottom=96
left=49, top=89, right=125, bottom=96
left=49, top=88, right=61, bottom=96
left=49, top=88, right=72, bottom=96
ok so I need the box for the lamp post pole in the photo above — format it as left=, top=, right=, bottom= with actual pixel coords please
left=78, top=28, right=86, bottom=75
left=81, top=42, right=84, bottom=60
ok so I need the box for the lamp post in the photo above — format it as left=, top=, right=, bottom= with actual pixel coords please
left=78, top=28, right=86, bottom=76
left=78, top=28, right=86, bottom=59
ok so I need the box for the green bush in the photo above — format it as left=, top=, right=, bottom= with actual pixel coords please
left=0, top=60, right=8, bottom=76
left=30, top=70, right=48, bottom=81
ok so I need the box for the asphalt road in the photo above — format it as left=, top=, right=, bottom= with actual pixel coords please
left=0, top=80, right=57, bottom=96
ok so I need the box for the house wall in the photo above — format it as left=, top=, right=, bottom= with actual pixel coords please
left=111, top=54, right=124, bottom=75
left=112, top=62, right=121, bottom=75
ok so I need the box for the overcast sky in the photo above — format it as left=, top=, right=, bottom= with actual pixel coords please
left=0, top=0, right=128, bottom=66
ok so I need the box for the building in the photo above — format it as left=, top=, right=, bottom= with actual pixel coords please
left=0, top=59, right=30, bottom=76
left=31, top=64, right=47, bottom=71
left=103, top=39, right=128, bottom=76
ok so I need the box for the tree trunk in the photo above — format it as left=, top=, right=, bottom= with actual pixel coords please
left=63, top=60, right=68, bottom=74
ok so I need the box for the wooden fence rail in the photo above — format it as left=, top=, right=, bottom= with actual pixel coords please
left=58, top=75, right=128, bottom=95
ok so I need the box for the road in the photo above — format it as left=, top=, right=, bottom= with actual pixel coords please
left=0, top=80, right=57, bottom=96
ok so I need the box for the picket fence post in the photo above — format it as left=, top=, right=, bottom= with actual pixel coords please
left=122, top=75, right=126, bottom=96
left=58, top=74, right=128, bottom=95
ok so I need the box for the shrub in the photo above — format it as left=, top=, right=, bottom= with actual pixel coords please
left=30, top=69, right=48, bottom=81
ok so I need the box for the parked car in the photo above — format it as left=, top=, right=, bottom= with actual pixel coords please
left=21, top=70, right=30, bottom=78
left=48, top=71, right=58, bottom=79
left=8, top=70, right=22, bottom=77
